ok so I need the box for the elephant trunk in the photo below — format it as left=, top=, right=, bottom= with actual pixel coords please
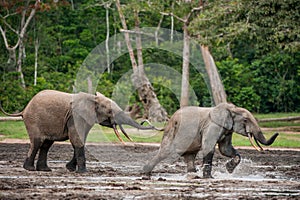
left=254, top=131, right=279, bottom=146
left=115, top=111, right=156, bottom=130
left=113, top=111, right=161, bottom=143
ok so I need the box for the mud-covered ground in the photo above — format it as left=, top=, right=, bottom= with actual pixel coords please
left=0, top=141, right=299, bottom=199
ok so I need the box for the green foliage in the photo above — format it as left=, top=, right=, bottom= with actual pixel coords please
left=191, top=0, right=300, bottom=54
left=0, top=0, right=299, bottom=115
left=0, top=73, right=28, bottom=112
left=217, top=53, right=300, bottom=113
left=0, top=0, right=109, bottom=112
left=152, top=76, right=180, bottom=114
left=190, top=0, right=299, bottom=113
left=250, top=52, right=300, bottom=112
left=217, top=58, right=261, bottom=112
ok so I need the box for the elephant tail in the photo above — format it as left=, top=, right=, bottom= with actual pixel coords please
left=0, top=103, right=23, bottom=117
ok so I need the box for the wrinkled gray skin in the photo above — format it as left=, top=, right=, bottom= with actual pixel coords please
left=143, top=103, right=279, bottom=178
left=1, top=90, right=155, bottom=173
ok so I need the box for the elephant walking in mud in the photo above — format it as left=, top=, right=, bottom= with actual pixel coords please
left=1, top=90, right=158, bottom=173
left=143, top=103, right=279, bottom=178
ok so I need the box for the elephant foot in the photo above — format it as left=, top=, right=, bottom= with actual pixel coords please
left=36, top=160, right=51, bottom=171
left=76, top=168, right=87, bottom=173
left=186, top=172, right=201, bottom=180
left=23, top=159, right=35, bottom=171
left=226, top=154, right=241, bottom=174
left=142, top=165, right=153, bottom=175
left=203, top=164, right=213, bottom=179
left=23, top=165, right=36, bottom=171
left=36, top=165, right=52, bottom=172
left=66, top=162, right=77, bottom=172
left=76, top=162, right=87, bottom=173
left=187, top=166, right=197, bottom=173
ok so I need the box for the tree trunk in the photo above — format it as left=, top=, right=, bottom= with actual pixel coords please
left=180, top=24, right=190, bottom=107
left=34, top=37, right=39, bottom=86
left=105, top=6, right=110, bottom=73
left=155, top=15, right=164, bottom=45
left=0, top=26, right=19, bottom=66
left=170, top=2, right=174, bottom=43
left=17, top=39, right=26, bottom=88
left=201, top=45, right=227, bottom=105
left=0, top=0, right=39, bottom=88
left=115, top=0, right=168, bottom=122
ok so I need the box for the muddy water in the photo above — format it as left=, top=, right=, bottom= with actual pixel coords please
left=0, top=142, right=299, bottom=199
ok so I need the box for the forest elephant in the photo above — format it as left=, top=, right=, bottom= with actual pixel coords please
left=143, top=103, right=279, bottom=178
left=1, top=90, right=158, bottom=173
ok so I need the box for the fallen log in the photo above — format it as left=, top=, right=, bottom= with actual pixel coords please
left=258, top=116, right=300, bottom=122
left=0, top=117, right=23, bottom=121
left=261, top=126, right=300, bottom=132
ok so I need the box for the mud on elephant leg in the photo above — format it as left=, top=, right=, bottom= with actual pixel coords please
left=74, top=146, right=87, bottom=173
left=183, top=152, right=198, bottom=173
left=66, top=150, right=77, bottom=172
left=203, top=151, right=214, bottom=178
left=218, top=133, right=241, bottom=173
left=143, top=143, right=173, bottom=175
left=225, top=154, right=241, bottom=173
left=36, top=139, right=54, bottom=171
left=23, top=138, right=42, bottom=171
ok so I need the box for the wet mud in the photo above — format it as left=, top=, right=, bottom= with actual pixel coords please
left=0, top=142, right=299, bottom=199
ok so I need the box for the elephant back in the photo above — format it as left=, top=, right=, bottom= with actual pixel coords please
left=23, top=90, right=72, bottom=134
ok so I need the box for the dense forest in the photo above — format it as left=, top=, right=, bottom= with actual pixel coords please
left=0, top=0, right=299, bottom=116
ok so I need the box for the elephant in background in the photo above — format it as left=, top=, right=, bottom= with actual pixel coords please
left=1, top=90, right=157, bottom=173
left=143, top=103, right=279, bottom=178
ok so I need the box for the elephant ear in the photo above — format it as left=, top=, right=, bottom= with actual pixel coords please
left=70, top=92, right=97, bottom=126
left=209, top=103, right=234, bottom=130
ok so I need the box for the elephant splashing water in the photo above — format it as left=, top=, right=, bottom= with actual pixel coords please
left=143, top=103, right=279, bottom=178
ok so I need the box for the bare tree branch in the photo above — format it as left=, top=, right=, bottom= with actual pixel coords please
left=0, top=26, right=20, bottom=50
left=160, top=11, right=186, bottom=23
left=19, top=2, right=38, bottom=39
left=120, top=29, right=157, bottom=38
left=160, top=6, right=203, bottom=24
left=1, top=19, right=19, bottom=35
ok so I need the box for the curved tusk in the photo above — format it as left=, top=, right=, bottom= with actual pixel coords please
left=140, top=119, right=149, bottom=126
left=140, top=119, right=164, bottom=131
left=247, top=133, right=262, bottom=152
left=119, top=124, right=133, bottom=142
left=113, top=124, right=125, bottom=144
left=254, top=137, right=264, bottom=151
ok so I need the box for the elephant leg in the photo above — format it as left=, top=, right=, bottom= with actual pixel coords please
left=68, top=122, right=88, bottom=173
left=73, top=146, right=86, bottom=173
left=36, top=139, right=54, bottom=171
left=23, top=138, right=42, bottom=171
left=143, top=142, right=173, bottom=175
left=202, top=151, right=214, bottom=178
left=66, top=146, right=77, bottom=172
left=201, top=123, right=224, bottom=178
left=218, top=133, right=241, bottom=173
left=183, top=152, right=198, bottom=172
